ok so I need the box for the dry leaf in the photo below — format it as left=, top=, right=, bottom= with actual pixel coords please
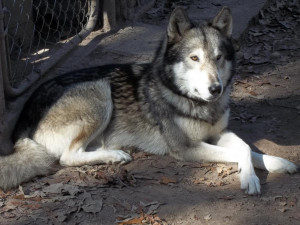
left=193, top=177, right=207, bottom=184
left=95, top=170, right=112, bottom=183
left=13, top=194, right=42, bottom=202
left=42, top=183, right=81, bottom=196
left=204, top=181, right=214, bottom=186
left=215, top=181, right=226, bottom=186
left=118, top=217, right=144, bottom=225
left=202, top=180, right=226, bottom=187
left=144, top=214, right=165, bottom=224
left=217, top=167, right=224, bottom=175
left=278, top=208, right=287, bottom=213
left=221, top=173, right=228, bottom=178
left=81, top=201, right=103, bottom=214
left=194, top=215, right=200, bottom=220
left=115, top=201, right=132, bottom=211
left=289, top=197, right=298, bottom=207
left=24, top=203, right=42, bottom=210
left=132, top=152, right=148, bottom=160
left=0, top=189, right=11, bottom=198
left=2, top=199, right=25, bottom=211
left=146, top=203, right=160, bottom=215
left=133, top=175, right=154, bottom=180
left=228, top=170, right=238, bottom=175
left=13, top=194, right=25, bottom=200
left=200, top=163, right=213, bottom=168
left=249, top=90, right=258, bottom=96
left=43, top=176, right=71, bottom=185
left=159, top=176, right=177, bottom=185
left=279, top=202, right=287, bottom=206
left=1, top=211, right=16, bottom=219
left=259, top=79, right=271, bottom=86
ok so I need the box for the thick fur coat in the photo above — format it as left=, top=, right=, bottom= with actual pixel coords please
left=0, top=7, right=298, bottom=193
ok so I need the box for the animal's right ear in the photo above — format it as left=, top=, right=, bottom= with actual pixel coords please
left=167, top=7, right=193, bottom=44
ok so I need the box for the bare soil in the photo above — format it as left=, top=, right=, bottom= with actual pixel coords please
left=0, top=1, right=299, bottom=225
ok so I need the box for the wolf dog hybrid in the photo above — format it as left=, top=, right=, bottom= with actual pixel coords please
left=0, top=7, right=299, bottom=194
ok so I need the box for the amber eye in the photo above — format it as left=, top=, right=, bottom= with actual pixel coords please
left=190, top=56, right=199, bottom=62
left=216, top=54, right=222, bottom=61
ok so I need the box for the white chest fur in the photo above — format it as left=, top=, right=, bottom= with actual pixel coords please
left=174, top=109, right=230, bottom=142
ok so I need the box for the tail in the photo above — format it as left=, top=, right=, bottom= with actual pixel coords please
left=0, top=138, right=57, bottom=190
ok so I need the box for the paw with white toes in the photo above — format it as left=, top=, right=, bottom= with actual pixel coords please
left=107, top=150, right=132, bottom=164
left=263, top=155, right=299, bottom=174
left=239, top=168, right=261, bottom=195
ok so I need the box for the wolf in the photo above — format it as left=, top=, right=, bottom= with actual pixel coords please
left=0, top=7, right=298, bottom=194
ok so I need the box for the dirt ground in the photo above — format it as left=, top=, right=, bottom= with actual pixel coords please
left=1, top=1, right=300, bottom=225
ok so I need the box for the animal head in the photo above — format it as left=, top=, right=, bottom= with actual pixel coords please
left=161, top=7, right=235, bottom=102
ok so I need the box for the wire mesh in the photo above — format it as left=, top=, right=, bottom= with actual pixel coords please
left=4, top=0, right=93, bottom=88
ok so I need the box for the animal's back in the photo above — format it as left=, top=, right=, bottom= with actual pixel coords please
left=13, top=64, right=143, bottom=141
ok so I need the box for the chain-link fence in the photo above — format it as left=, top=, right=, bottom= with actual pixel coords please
left=0, top=0, right=99, bottom=97
left=0, top=0, right=156, bottom=155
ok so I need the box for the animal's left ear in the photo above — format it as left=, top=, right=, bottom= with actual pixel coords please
left=211, top=7, right=233, bottom=37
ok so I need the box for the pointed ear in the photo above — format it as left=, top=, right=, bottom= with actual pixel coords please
left=167, top=7, right=193, bottom=44
left=212, top=7, right=233, bottom=37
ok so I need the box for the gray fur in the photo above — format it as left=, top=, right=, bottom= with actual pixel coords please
left=0, top=138, right=56, bottom=190
left=0, top=7, right=298, bottom=193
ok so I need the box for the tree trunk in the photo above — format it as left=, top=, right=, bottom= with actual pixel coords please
left=102, top=0, right=116, bottom=32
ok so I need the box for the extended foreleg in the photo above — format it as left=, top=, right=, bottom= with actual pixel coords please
left=214, top=131, right=260, bottom=194
left=251, top=152, right=299, bottom=174
left=170, top=131, right=261, bottom=195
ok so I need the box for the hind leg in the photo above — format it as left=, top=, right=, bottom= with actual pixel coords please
left=58, top=100, right=132, bottom=165
left=60, top=147, right=132, bottom=166
left=58, top=110, right=132, bottom=166
left=35, top=80, right=131, bottom=167
left=59, top=121, right=131, bottom=167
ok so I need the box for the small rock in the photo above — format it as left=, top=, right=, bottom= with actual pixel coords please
left=271, top=51, right=281, bottom=59
left=204, top=214, right=212, bottom=221
left=278, top=208, right=287, bottom=213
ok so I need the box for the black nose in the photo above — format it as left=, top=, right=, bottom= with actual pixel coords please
left=209, top=84, right=222, bottom=96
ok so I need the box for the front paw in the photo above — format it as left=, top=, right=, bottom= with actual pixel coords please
left=263, top=155, right=298, bottom=174
left=239, top=168, right=261, bottom=195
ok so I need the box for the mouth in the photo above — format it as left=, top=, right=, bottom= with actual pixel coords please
left=205, top=94, right=222, bottom=102
left=192, top=89, right=222, bottom=102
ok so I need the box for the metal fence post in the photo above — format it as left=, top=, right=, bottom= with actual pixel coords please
left=0, top=64, right=5, bottom=117
left=0, top=0, right=6, bottom=116
left=0, top=0, right=100, bottom=156
left=2, top=0, right=99, bottom=97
